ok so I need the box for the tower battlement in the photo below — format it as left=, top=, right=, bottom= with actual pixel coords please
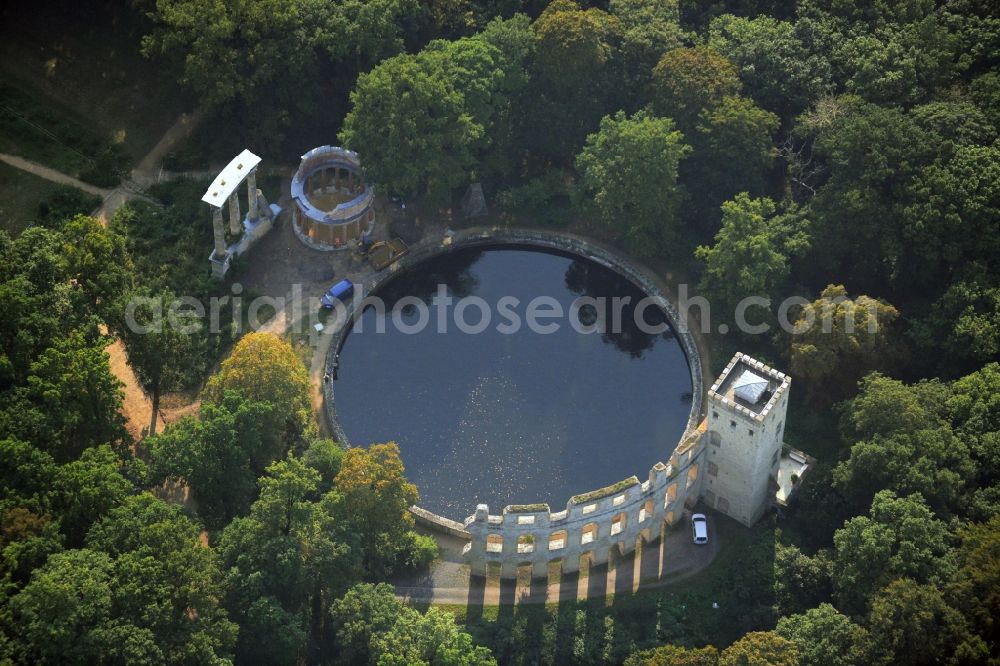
left=703, top=353, right=791, bottom=526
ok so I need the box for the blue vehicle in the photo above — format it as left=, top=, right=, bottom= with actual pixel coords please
left=320, top=279, right=354, bottom=309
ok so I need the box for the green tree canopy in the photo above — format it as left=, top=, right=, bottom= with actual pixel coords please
left=117, top=287, right=206, bottom=437
left=84, top=494, right=238, bottom=664
left=59, top=215, right=132, bottom=323
left=949, top=516, right=1000, bottom=658
left=686, top=95, right=779, bottom=210
left=708, top=14, right=830, bottom=114
left=21, top=329, right=128, bottom=460
left=867, top=578, right=986, bottom=665
left=524, top=0, right=621, bottom=160
left=609, top=0, right=688, bottom=103
left=148, top=391, right=280, bottom=528
left=775, top=603, right=870, bottom=666
left=831, top=490, right=951, bottom=616
left=218, top=455, right=355, bottom=663
left=575, top=111, right=689, bottom=256
left=833, top=425, right=974, bottom=517
left=695, top=195, right=809, bottom=330
left=11, top=495, right=237, bottom=666
left=330, top=582, right=496, bottom=666
left=9, top=548, right=117, bottom=665
left=773, top=543, right=832, bottom=617
left=340, top=49, right=486, bottom=203
left=624, top=644, right=720, bottom=666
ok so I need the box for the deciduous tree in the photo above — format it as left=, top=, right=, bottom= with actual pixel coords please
left=117, top=288, right=205, bottom=437
left=775, top=603, right=870, bottom=666
left=708, top=14, right=830, bottom=114
left=203, top=332, right=313, bottom=445
left=789, top=285, right=900, bottom=404
left=333, top=443, right=419, bottom=578
left=340, top=50, right=485, bottom=204
left=650, top=46, right=740, bottom=126
left=576, top=111, right=689, bottom=256
left=695, top=195, right=809, bottom=330
left=23, top=330, right=128, bottom=460
left=832, top=491, right=951, bottom=615
left=718, top=631, right=798, bottom=666
left=218, top=455, right=355, bottom=663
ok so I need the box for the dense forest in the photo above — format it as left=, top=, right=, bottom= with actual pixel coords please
left=1, top=0, right=999, bottom=664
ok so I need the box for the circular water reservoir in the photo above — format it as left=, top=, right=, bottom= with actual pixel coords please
left=334, top=246, right=693, bottom=519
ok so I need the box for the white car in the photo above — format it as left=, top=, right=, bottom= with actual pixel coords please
left=691, top=513, right=708, bottom=545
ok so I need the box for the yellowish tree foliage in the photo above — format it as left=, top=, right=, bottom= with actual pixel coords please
left=718, top=631, right=798, bottom=666
left=203, top=332, right=313, bottom=437
left=790, top=285, right=900, bottom=403
left=334, top=443, right=418, bottom=576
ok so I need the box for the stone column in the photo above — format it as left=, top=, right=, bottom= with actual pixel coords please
left=247, top=170, right=259, bottom=222
left=467, top=504, right=490, bottom=577
left=212, top=207, right=226, bottom=257
left=228, top=191, right=241, bottom=234
left=532, top=558, right=549, bottom=580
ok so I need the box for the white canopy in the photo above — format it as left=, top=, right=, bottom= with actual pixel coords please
left=202, top=149, right=261, bottom=208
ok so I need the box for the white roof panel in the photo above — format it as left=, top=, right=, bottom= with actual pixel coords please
left=733, top=370, right=769, bottom=404
left=202, top=149, right=261, bottom=208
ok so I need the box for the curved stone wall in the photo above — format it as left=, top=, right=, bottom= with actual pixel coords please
left=291, top=146, right=375, bottom=250
left=321, top=228, right=706, bottom=577
left=464, top=423, right=706, bottom=577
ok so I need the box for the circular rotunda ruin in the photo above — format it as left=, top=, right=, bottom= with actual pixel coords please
left=291, top=145, right=374, bottom=250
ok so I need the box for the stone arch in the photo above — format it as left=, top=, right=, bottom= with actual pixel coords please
left=665, top=481, right=678, bottom=508
left=486, top=534, right=504, bottom=553
left=581, top=522, right=598, bottom=545
left=639, top=499, right=654, bottom=523
left=548, top=530, right=568, bottom=551
left=484, top=561, right=502, bottom=580
left=517, top=534, right=535, bottom=554
left=611, top=511, right=627, bottom=536
left=548, top=556, right=564, bottom=578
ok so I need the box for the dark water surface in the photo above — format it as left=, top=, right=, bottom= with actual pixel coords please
left=335, top=247, right=692, bottom=519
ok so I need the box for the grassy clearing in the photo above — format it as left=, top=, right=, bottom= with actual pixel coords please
left=0, top=162, right=101, bottom=235
left=0, top=3, right=188, bottom=164
left=0, top=83, right=105, bottom=178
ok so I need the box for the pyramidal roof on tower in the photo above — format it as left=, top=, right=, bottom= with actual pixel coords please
left=733, top=369, right=769, bottom=404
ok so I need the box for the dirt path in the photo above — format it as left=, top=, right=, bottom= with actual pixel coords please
left=0, top=152, right=112, bottom=197
left=107, top=339, right=164, bottom=439
left=131, top=110, right=203, bottom=185
left=95, top=110, right=205, bottom=223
